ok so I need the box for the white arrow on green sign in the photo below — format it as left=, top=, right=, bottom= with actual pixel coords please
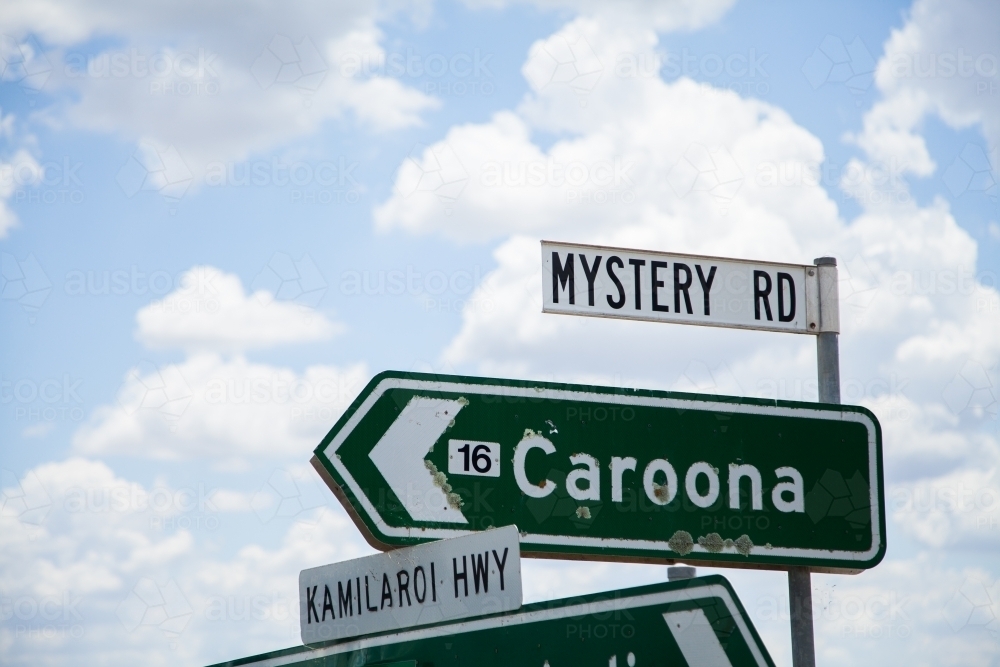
left=312, top=371, right=884, bottom=572
left=210, top=576, right=775, bottom=667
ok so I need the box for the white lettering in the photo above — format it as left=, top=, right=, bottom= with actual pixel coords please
left=772, top=466, right=805, bottom=512
left=685, top=462, right=720, bottom=508
left=513, top=434, right=556, bottom=498
left=566, top=453, right=600, bottom=501
left=610, top=456, right=637, bottom=502
left=728, top=464, right=763, bottom=510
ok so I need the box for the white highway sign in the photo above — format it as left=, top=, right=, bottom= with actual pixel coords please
left=299, top=526, right=521, bottom=644
left=541, top=240, right=840, bottom=334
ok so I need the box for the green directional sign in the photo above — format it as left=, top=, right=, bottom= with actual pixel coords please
left=312, top=371, right=884, bottom=572
left=209, top=576, right=775, bottom=667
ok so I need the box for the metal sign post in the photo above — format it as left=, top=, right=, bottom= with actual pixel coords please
left=788, top=256, right=841, bottom=667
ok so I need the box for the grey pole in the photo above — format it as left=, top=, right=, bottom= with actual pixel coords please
left=787, top=565, right=815, bottom=667
left=789, top=256, right=840, bottom=667
left=812, top=257, right=841, bottom=406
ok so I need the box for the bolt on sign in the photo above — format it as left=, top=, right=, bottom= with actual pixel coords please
left=541, top=240, right=840, bottom=334
left=299, top=526, right=521, bottom=644
left=210, top=576, right=775, bottom=667
left=311, top=371, right=884, bottom=572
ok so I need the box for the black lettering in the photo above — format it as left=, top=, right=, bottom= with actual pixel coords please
left=754, top=270, right=773, bottom=321
left=397, top=570, right=412, bottom=607
left=322, top=585, right=335, bottom=621
left=380, top=573, right=393, bottom=609
left=338, top=580, right=353, bottom=618
left=674, top=262, right=693, bottom=314
left=552, top=252, right=574, bottom=304
left=651, top=261, right=669, bottom=312
left=365, top=575, right=378, bottom=612
left=431, top=562, right=437, bottom=602
left=628, top=258, right=645, bottom=309
left=307, top=585, right=319, bottom=624
left=606, top=256, right=625, bottom=309
left=777, top=272, right=796, bottom=322
left=695, top=265, right=716, bottom=316
left=356, top=577, right=361, bottom=615
left=471, top=551, right=489, bottom=593
left=414, top=566, right=427, bottom=603
left=453, top=556, right=469, bottom=598
left=579, top=254, right=602, bottom=306
left=492, top=548, right=509, bottom=590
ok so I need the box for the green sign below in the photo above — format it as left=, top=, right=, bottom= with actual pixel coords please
left=312, top=371, right=884, bottom=572
left=208, top=576, right=775, bottom=667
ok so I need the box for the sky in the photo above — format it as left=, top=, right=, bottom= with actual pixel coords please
left=1, top=0, right=999, bottom=665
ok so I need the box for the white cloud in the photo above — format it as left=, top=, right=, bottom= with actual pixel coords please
left=72, top=354, right=368, bottom=466
left=135, top=266, right=341, bottom=353
left=21, top=422, right=55, bottom=438
left=0, top=457, right=375, bottom=666
left=3, top=3, right=438, bottom=177
left=0, top=0, right=737, bottom=201
left=890, top=464, right=1000, bottom=550
left=0, top=145, right=42, bottom=239
left=851, top=0, right=1000, bottom=170
left=848, top=89, right=936, bottom=177
left=377, top=17, right=840, bottom=251
left=463, top=0, right=737, bottom=32
left=76, top=264, right=365, bottom=466
left=810, top=558, right=1000, bottom=665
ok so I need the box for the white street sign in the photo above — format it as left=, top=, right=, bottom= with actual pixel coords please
left=299, top=526, right=521, bottom=644
left=541, top=240, right=839, bottom=335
